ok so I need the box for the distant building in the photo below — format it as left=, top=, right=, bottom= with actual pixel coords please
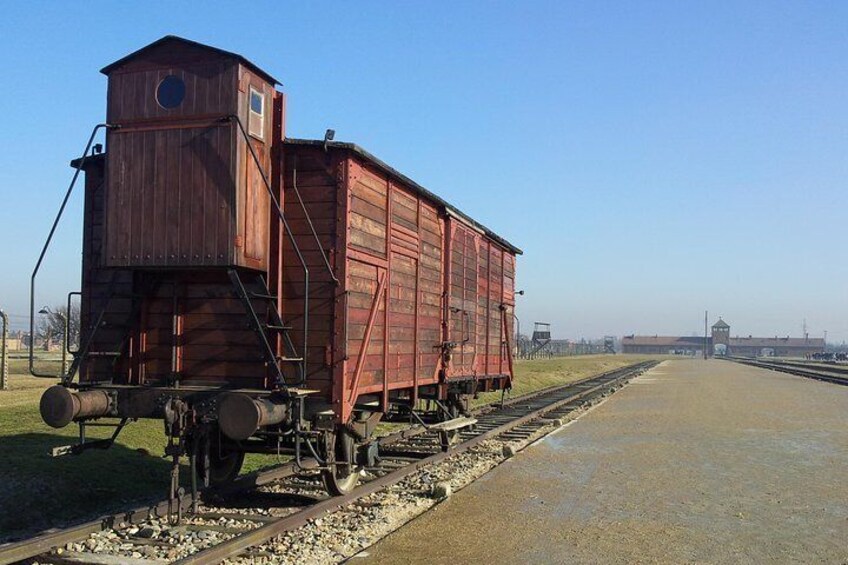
left=621, top=318, right=825, bottom=358
left=619, top=335, right=706, bottom=356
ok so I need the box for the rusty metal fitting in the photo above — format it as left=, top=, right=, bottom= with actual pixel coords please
left=40, top=385, right=112, bottom=428
left=218, top=394, right=289, bottom=441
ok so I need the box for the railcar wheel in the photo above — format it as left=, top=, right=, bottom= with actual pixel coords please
left=199, top=445, right=245, bottom=485
left=321, top=431, right=360, bottom=496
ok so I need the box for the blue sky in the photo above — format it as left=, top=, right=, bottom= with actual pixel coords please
left=0, top=1, right=845, bottom=341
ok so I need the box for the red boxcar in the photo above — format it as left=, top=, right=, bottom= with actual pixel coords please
left=36, top=36, right=521, bottom=496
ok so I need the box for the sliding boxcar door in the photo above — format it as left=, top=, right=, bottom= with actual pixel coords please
left=387, top=252, right=418, bottom=387
left=447, top=221, right=478, bottom=378
left=345, top=259, right=387, bottom=401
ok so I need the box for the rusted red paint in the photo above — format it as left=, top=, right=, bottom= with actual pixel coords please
left=74, top=36, right=520, bottom=427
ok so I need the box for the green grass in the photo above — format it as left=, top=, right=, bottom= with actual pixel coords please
left=0, top=358, right=282, bottom=541
left=473, top=354, right=661, bottom=408
left=0, top=354, right=661, bottom=540
left=0, top=359, right=174, bottom=540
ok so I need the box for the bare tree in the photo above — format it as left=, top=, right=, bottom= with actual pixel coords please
left=37, top=304, right=80, bottom=349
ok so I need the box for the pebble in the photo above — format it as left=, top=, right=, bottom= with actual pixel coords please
left=430, top=481, right=452, bottom=500
left=502, top=444, right=517, bottom=458
left=137, top=526, right=157, bottom=538
left=143, top=545, right=158, bottom=557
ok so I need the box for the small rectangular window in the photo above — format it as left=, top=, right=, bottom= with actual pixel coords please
left=250, top=90, right=263, bottom=114
left=248, top=86, right=264, bottom=140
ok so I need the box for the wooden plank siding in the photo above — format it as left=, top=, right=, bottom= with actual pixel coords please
left=280, top=148, right=343, bottom=395
left=334, top=156, right=448, bottom=420
left=445, top=221, right=514, bottom=381
left=447, top=222, right=479, bottom=376
left=79, top=158, right=268, bottom=388
left=77, top=138, right=515, bottom=418
left=103, top=38, right=275, bottom=270
left=79, top=157, right=134, bottom=383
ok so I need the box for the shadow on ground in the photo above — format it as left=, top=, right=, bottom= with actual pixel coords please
left=0, top=432, right=172, bottom=542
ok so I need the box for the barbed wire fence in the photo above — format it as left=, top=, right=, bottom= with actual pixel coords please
left=513, top=336, right=611, bottom=360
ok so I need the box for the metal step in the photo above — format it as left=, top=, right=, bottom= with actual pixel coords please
left=429, top=416, right=477, bottom=432
left=248, top=292, right=277, bottom=300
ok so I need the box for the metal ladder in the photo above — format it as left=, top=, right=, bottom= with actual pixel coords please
left=228, top=269, right=305, bottom=388
left=227, top=114, right=339, bottom=393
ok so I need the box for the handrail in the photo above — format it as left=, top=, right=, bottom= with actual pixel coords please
left=62, top=271, right=117, bottom=386
left=291, top=154, right=339, bottom=285
left=227, top=115, right=311, bottom=387
left=66, top=291, right=81, bottom=354
left=0, top=309, right=8, bottom=390
left=500, top=304, right=514, bottom=382
left=30, top=124, right=113, bottom=378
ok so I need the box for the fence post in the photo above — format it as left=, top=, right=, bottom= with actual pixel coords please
left=0, top=310, right=8, bottom=390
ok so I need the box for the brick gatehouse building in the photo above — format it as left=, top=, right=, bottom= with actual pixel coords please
left=621, top=318, right=824, bottom=357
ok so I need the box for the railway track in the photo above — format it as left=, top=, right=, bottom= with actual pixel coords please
left=727, top=356, right=848, bottom=386
left=2, top=360, right=657, bottom=565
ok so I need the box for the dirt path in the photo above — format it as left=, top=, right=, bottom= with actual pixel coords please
left=358, top=359, right=848, bottom=564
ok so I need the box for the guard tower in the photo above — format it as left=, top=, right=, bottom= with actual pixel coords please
left=530, top=322, right=552, bottom=357
left=711, top=318, right=730, bottom=356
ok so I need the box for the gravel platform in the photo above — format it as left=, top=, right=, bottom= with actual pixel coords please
left=356, top=359, right=848, bottom=564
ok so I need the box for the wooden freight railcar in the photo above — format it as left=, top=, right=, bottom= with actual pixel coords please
left=35, top=36, right=521, bottom=499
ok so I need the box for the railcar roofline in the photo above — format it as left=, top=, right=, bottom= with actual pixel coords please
left=285, top=138, right=523, bottom=255
left=70, top=141, right=523, bottom=255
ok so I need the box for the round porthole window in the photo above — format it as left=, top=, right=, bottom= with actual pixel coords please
left=156, top=75, right=185, bottom=109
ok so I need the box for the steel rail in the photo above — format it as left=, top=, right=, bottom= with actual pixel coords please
left=0, top=497, right=191, bottom=565
left=174, top=361, right=656, bottom=565
left=0, top=361, right=654, bottom=564
left=727, top=357, right=848, bottom=386
left=753, top=358, right=848, bottom=376
left=0, top=463, right=310, bottom=565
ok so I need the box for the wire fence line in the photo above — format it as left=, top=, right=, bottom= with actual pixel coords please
left=514, top=338, right=611, bottom=360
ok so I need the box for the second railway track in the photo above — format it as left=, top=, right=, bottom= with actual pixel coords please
left=726, top=356, right=848, bottom=386
left=3, top=360, right=657, bottom=565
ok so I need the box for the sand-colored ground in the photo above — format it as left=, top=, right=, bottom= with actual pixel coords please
left=360, top=359, right=848, bottom=564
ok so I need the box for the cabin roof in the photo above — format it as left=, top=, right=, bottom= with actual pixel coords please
left=100, top=35, right=280, bottom=85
